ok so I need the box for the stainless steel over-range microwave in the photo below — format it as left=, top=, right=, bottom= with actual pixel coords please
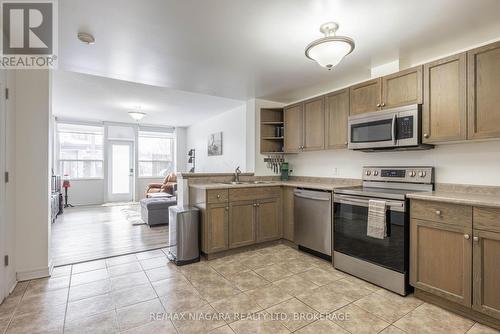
left=347, top=104, right=433, bottom=151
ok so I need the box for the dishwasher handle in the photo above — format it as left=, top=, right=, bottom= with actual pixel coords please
left=294, top=192, right=331, bottom=202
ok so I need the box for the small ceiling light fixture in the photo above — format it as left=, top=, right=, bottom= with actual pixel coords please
left=305, top=22, right=355, bottom=70
left=77, top=32, right=95, bottom=45
left=128, top=109, right=146, bottom=121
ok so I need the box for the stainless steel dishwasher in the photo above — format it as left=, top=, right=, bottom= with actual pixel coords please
left=294, top=188, right=332, bottom=258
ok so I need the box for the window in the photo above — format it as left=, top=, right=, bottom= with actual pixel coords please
left=57, top=123, right=104, bottom=179
left=138, top=130, right=175, bottom=177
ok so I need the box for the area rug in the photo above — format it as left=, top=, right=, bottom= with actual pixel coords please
left=120, top=203, right=147, bottom=226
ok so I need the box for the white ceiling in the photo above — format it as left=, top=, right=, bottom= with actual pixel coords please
left=52, top=70, right=244, bottom=126
left=58, top=0, right=500, bottom=104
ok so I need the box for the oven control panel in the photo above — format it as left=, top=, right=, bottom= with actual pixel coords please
left=362, top=166, right=434, bottom=184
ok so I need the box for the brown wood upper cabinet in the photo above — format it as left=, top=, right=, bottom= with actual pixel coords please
left=284, top=103, right=303, bottom=153
left=382, top=66, right=423, bottom=109
left=350, top=78, right=381, bottom=115
left=467, top=41, right=500, bottom=140
left=423, top=53, right=467, bottom=143
left=350, top=66, right=422, bottom=115
left=325, top=89, right=350, bottom=149
left=284, top=97, right=325, bottom=152
left=303, top=96, right=325, bottom=151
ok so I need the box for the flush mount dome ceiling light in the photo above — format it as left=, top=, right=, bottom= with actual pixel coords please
left=305, top=22, right=355, bottom=70
left=77, top=32, right=95, bottom=45
left=128, top=111, right=146, bottom=121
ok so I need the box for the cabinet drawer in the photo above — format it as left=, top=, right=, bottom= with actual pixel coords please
left=207, top=189, right=229, bottom=204
left=411, top=199, right=472, bottom=227
left=229, top=186, right=281, bottom=202
left=474, top=207, right=500, bottom=233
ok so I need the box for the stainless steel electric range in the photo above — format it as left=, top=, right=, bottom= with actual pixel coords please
left=333, top=166, right=434, bottom=295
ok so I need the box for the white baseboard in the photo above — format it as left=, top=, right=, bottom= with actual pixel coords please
left=16, top=262, right=53, bottom=282
left=8, top=278, right=17, bottom=294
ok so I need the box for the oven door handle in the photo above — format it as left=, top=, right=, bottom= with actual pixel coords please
left=392, top=114, right=397, bottom=145
left=334, top=195, right=406, bottom=212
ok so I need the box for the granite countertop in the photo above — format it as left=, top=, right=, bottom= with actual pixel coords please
left=407, top=191, right=500, bottom=208
left=189, top=181, right=353, bottom=191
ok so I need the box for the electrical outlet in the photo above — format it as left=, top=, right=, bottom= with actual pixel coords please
left=332, top=168, right=338, bottom=176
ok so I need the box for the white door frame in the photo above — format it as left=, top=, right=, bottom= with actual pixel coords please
left=0, top=70, right=6, bottom=302
left=106, top=140, right=134, bottom=202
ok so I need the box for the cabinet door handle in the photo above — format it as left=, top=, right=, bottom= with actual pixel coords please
left=464, top=234, right=470, bottom=240
left=225, top=207, right=229, bottom=211
left=435, top=210, right=441, bottom=216
left=473, top=236, right=479, bottom=243
left=217, top=195, right=221, bottom=199
left=423, top=133, right=429, bottom=139
left=253, top=203, right=257, bottom=207
left=381, top=103, right=386, bottom=107
left=376, top=103, right=381, bottom=108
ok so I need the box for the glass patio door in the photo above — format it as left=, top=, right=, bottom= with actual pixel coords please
left=107, top=141, right=134, bottom=202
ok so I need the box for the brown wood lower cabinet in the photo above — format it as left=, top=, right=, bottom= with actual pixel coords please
left=256, top=197, right=281, bottom=242
left=229, top=200, right=256, bottom=248
left=473, top=229, right=500, bottom=319
left=410, top=218, right=472, bottom=307
left=194, top=186, right=282, bottom=255
left=282, top=187, right=294, bottom=241
left=411, top=199, right=500, bottom=324
left=206, top=203, right=229, bottom=253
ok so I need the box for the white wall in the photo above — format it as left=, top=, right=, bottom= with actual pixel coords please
left=14, top=70, right=52, bottom=280
left=186, top=105, right=247, bottom=173
left=68, top=179, right=105, bottom=206
left=175, top=127, right=187, bottom=173
left=284, top=141, right=500, bottom=186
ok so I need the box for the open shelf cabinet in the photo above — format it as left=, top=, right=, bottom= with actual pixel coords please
left=260, top=108, right=285, bottom=154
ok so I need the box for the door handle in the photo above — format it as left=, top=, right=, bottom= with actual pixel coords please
left=391, top=114, right=397, bottom=145
left=294, top=193, right=331, bottom=201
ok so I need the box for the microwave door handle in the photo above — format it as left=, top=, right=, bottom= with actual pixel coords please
left=392, top=114, right=397, bottom=145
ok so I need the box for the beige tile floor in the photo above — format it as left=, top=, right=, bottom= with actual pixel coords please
left=0, top=244, right=499, bottom=334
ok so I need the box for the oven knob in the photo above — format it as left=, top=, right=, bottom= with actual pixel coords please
left=409, top=171, right=416, bottom=177
left=373, top=170, right=379, bottom=176
left=365, top=170, right=371, bottom=176
left=419, top=171, right=426, bottom=178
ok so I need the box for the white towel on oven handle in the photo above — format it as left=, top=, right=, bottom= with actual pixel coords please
left=367, top=199, right=387, bottom=239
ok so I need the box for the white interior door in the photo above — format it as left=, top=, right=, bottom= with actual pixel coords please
left=107, top=141, right=134, bottom=202
left=0, top=71, right=6, bottom=302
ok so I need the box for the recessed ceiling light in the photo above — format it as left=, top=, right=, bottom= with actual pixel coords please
left=77, top=32, right=95, bottom=45
left=305, top=22, right=355, bottom=70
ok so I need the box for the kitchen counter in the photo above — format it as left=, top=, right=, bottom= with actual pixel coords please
left=189, top=180, right=355, bottom=191
left=407, top=191, right=500, bottom=208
